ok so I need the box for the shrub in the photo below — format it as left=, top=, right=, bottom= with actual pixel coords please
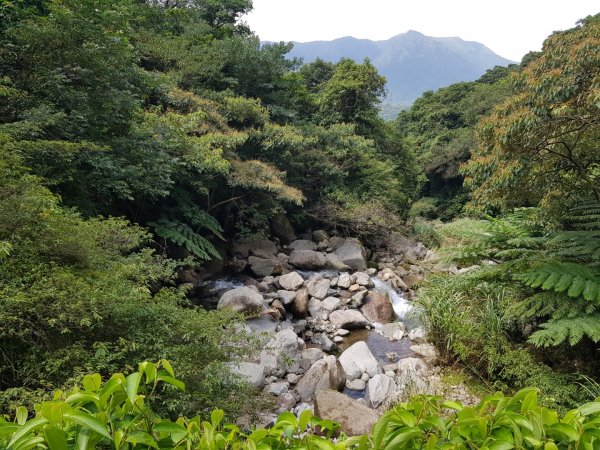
left=2, top=362, right=600, bottom=449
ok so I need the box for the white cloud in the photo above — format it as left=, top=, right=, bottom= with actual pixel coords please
left=244, top=0, right=599, bottom=61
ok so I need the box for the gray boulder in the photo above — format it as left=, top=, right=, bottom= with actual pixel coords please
left=278, top=271, right=304, bottom=291
left=217, top=287, right=264, bottom=314
left=314, top=390, right=380, bottom=436
left=270, top=213, right=296, bottom=244
left=227, top=362, right=266, bottom=388
left=260, top=329, right=305, bottom=376
left=288, top=250, right=326, bottom=270
left=277, top=290, right=296, bottom=305
left=294, top=356, right=345, bottom=401
left=308, top=298, right=323, bottom=317
left=366, top=374, right=397, bottom=408
left=306, top=276, right=330, bottom=299
left=338, top=341, right=380, bottom=381
left=322, top=296, right=342, bottom=312
left=300, top=348, right=325, bottom=370
left=325, top=253, right=350, bottom=270
left=334, top=238, right=367, bottom=270
left=329, top=310, right=370, bottom=330
left=312, top=230, right=329, bottom=242
left=289, top=239, right=317, bottom=251
left=247, top=256, right=282, bottom=277
left=381, top=322, right=406, bottom=340
left=337, top=272, right=352, bottom=289
left=233, top=239, right=277, bottom=258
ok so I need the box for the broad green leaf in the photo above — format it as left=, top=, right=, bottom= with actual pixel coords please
left=126, top=431, right=158, bottom=448
left=0, top=423, right=21, bottom=436
left=7, top=417, right=48, bottom=449
left=153, top=421, right=188, bottom=434
left=546, top=423, right=579, bottom=442
left=82, top=374, right=102, bottom=392
left=15, top=407, right=27, bottom=426
left=64, top=412, right=111, bottom=440
left=125, top=372, right=142, bottom=405
left=43, top=425, right=68, bottom=450
left=13, top=436, right=45, bottom=450
left=211, top=409, right=224, bottom=428
left=578, top=402, right=600, bottom=416
left=76, top=428, right=90, bottom=450
left=383, top=427, right=422, bottom=449
left=299, top=409, right=311, bottom=432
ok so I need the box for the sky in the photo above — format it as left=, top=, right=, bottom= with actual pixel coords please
left=244, top=1, right=599, bottom=62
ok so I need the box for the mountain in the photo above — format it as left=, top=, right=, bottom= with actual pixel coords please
left=285, top=30, right=514, bottom=106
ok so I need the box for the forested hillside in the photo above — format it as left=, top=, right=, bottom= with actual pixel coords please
left=1, top=0, right=599, bottom=447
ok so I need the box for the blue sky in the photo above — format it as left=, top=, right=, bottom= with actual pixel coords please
left=244, top=0, right=599, bottom=61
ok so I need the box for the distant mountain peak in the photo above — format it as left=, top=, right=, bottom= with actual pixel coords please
left=286, top=31, right=514, bottom=105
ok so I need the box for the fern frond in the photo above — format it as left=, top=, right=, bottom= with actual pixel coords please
left=528, top=314, right=600, bottom=346
left=516, top=262, right=600, bottom=302
left=150, top=218, right=222, bottom=261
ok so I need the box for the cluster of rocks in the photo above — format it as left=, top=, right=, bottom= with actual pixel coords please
left=213, top=231, right=451, bottom=435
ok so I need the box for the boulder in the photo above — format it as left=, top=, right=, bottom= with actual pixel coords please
left=247, top=256, right=282, bottom=277
left=314, top=390, right=380, bottom=436
left=294, top=356, right=345, bottom=401
left=334, top=238, right=367, bottom=270
left=408, top=327, right=427, bottom=343
left=402, top=273, right=421, bottom=289
left=338, top=341, right=380, bottom=381
left=337, top=272, right=352, bottom=289
left=322, top=296, right=342, bottom=312
left=361, top=292, right=394, bottom=324
left=260, top=329, right=305, bottom=376
left=233, top=239, right=277, bottom=258
left=217, top=287, right=264, bottom=314
left=278, top=271, right=304, bottom=291
left=328, top=236, right=346, bottom=250
left=308, top=298, right=323, bottom=317
left=306, top=276, right=330, bottom=299
left=264, top=382, right=289, bottom=396
left=410, top=344, right=439, bottom=364
left=353, top=272, right=371, bottom=287
left=277, top=290, right=296, bottom=305
left=312, top=230, right=329, bottom=242
left=366, top=374, right=397, bottom=408
left=312, top=332, right=336, bottom=352
left=300, top=348, right=325, bottom=370
left=288, top=250, right=326, bottom=270
left=325, top=253, right=351, bottom=270
left=270, top=213, right=296, bottom=244
left=289, top=239, right=317, bottom=251
left=227, top=362, right=266, bottom=388
left=397, top=357, right=432, bottom=378
left=381, top=322, right=406, bottom=340
left=292, top=287, right=309, bottom=317
left=276, top=392, right=297, bottom=412
left=329, top=310, right=370, bottom=330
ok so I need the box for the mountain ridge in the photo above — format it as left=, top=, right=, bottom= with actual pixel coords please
left=278, top=30, right=515, bottom=105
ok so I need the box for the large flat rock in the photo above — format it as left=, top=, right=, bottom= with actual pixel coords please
left=314, top=390, right=380, bottom=436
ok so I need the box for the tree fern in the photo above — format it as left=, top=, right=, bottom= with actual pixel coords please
left=528, top=314, right=600, bottom=347
left=150, top=218, right=222, bottom=261
left=444, top=201, right=600, bottom=346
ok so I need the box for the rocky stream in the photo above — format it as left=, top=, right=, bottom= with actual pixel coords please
left=192, top=229, right=475, bottom=435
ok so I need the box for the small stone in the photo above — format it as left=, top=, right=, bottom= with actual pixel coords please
left=322, top=296, right=342, bottom=312
left=264, top=382, right=290, bottom=396
left=308, top=298, right=323, bottom=317
left=348, top=284, right=360, bottom=292
left=336, top=329, right=350, bottom=336
left=353, top=272, right=371, bottom=287
left=278, top=272, right=304, bottom=291
left=333, top=336, right=344, bottom=343
left=278, top=290, right=296, bottom=305
left=287, top=373, right=299, bottom=384
left=346, top=379, right=366, bottom=390
left=408, top=327, right=427, bottom=343
left=360, top=373, right=370, bottom=382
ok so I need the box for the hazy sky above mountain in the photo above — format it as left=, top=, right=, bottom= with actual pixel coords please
left=244, top=0, right=599, bottom=61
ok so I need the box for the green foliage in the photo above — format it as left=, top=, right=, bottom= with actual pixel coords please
left=464, top=14, right=600, bottom=218
left=440, top=201, right=600, bottom=347
left=150, top=218, right=223, bottom=260
left=397, top=69, right=513, bottom=219
left=3, top=364, right=600, bottom=449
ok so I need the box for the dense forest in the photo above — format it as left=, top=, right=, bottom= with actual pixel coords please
left=1, top=0, right=599, bottom=447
